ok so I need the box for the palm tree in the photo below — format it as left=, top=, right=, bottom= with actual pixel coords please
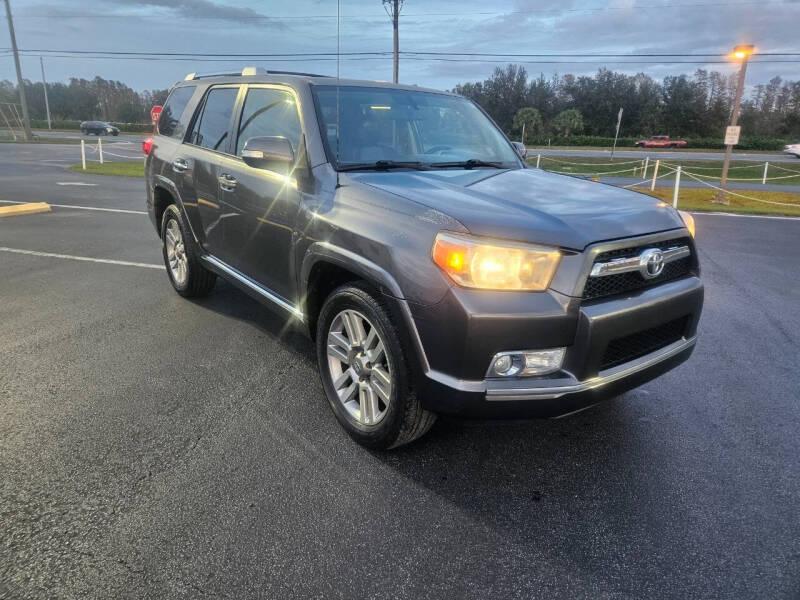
left=553, top=109, right=584, bottom=139
left=512, top=107, right=542, bottom=144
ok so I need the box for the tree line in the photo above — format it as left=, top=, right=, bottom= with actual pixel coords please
left=1, top=67, right=799, bottom=144
left=0, top=76, right=168, bottom=125
left=453, top=65, right=800, bottom=144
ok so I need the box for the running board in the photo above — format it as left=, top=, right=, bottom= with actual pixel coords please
left=201, top=255, right=304, bottom=321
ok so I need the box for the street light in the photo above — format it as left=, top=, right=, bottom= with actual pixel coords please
left=713, top=44, right=754, bottom=205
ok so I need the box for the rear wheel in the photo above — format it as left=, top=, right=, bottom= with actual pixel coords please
left=160, top=204, right=216, bottom=297
left=316, top=283, right=436, bottom=449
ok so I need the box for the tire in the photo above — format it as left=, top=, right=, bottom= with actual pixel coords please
left=160, top=204, right=216, bottom=298
left=81, top=128, right=87, bottom=135
left=316, top=283, right=436, bottom=449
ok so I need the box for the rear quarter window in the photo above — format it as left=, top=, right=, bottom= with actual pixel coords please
left=157, top=86, right=196, bottom=139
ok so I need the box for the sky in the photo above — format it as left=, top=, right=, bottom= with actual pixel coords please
left=2, top=0, right=799, bottom=92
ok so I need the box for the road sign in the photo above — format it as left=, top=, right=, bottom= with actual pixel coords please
left=151, top=105, right=162, bottom=124
left=724, top=125, right=741, bottom=145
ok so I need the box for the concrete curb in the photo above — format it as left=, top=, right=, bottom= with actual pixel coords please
left=0, top=202, right=51, bottom=218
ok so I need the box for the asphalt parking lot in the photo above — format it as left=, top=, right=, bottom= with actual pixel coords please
left=1, top=143, right=799, bottom=599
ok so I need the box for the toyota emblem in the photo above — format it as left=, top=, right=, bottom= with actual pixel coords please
left=638, top=248, right=665, bottom=279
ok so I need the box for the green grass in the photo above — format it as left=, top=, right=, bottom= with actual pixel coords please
left=526, top=146, right=782, bottom=154
left=69, top=161, right=144, bottom=177
left=642, top=188, right=800, bottom=217
left=530, top=156, right=800, bottom=186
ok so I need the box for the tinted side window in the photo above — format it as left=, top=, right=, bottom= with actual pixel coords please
left=189, top=87, right=238, bottom=152
left=157, top=86, right=195, bottom=139
left=236, top=88, right=301, bottom=156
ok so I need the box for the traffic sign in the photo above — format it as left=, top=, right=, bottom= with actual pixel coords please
left=724, top=125, right=741, bottom=146
left=151, top=105, right=163, bottom=124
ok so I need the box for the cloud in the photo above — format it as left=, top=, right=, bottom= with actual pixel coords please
left=105, top=0, right=285, bottom=26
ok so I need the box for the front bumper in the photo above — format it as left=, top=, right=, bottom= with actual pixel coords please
left=413, top=275, right=703, bottom=418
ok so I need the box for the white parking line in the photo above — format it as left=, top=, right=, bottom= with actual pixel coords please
left=0, top=200, right=146, bottom=215
left=0, top=246, right=163, bottom=269
left=57, top=182, right=97, bottom=186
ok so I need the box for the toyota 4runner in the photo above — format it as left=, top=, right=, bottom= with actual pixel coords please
left=145, top=67, right=703, bottom=449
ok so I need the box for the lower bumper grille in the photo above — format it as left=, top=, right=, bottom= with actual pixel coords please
left=600, top=316, right=690, bottom=371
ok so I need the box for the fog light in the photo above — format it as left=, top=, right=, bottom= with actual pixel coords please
left=522, top=348, right=565, bottom=375
left=488, top=348, right=565, bottom=378
left=493, top=355, right=513, bottom=374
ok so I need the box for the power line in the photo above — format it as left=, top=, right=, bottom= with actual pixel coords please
left=8, top=48, right=800, bottom=58
left=7, top=0, right=793, bottom=19
left=12, top=53, right=800, bottom=64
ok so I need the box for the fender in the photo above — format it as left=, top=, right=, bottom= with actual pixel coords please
left=152, top=174, right=201, bottom=244
left=300, top=241, right=405, bottom=300
left=300, top=241, right=431, bottom=373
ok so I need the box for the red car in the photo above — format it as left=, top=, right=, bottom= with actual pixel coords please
left=635, top=135, right=687, bottom=148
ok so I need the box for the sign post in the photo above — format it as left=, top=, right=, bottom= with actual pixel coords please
left=610, top=107, right=623, bottom=162
left=724, top=125, right=741, bottom=146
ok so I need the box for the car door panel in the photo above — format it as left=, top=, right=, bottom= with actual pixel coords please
left=216, top=85, right=304, bottom=302
left=178, top=85, right=241, bottom=257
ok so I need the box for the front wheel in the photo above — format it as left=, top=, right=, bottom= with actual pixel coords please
left=316, top=283, right=436, bottom=449
left=160, top=204, right=216, bottom=297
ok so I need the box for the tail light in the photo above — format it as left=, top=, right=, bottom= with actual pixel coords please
left=142, top=136, right=154, bottom=156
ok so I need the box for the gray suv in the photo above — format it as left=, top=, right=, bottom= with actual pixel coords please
left=145, top=67, right=703, bottom=448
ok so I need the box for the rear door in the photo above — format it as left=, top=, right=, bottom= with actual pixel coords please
left=214, top=85, right=304, bottom=302
left=179, top=85, right=241, bottom=259
left=149, top=84, right=197, bottom=222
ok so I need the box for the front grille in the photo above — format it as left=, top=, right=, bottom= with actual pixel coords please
left=600, top=316, right=689, bottom=371
left=583, top=237, right=693, bottom=301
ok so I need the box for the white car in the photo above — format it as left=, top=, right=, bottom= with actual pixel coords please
left=784, top=143, right=800, bottom=158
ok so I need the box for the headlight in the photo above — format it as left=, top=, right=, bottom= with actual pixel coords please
left=678, top=210, right=695, bottom=238
left=432, top=231, right=561, bottom=291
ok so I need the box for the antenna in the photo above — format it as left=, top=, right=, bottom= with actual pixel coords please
left=335, top=0, right=341, bottom=187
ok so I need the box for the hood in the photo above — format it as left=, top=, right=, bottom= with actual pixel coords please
left=347, top=168, right=684, bottom=250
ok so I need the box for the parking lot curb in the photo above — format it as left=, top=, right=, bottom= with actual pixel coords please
left=0, top=202, right=51, bottom=218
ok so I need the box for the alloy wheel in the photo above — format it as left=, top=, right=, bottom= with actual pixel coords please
left=165, top=219, right=188, bottom=286
left=326, top=309, right=393, bottom=426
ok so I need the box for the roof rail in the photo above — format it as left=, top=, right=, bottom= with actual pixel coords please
left=241, top=66, right=267, bottom=76
left=183, top=68, right=330, bottom=81
left=183, top=71, right=240, bottom=81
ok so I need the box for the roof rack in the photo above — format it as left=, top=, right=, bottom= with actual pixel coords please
left=183, top=67, right=329, bottom=81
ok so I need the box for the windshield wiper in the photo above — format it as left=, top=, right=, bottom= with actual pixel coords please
left=338, top=160, right=430, bottom=172
left=428, top=159, right=507, bottom=170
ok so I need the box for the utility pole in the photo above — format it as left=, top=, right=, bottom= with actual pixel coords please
left=4, top=0, right=32, bottom=140
left=40, top=56, right=51, bottom=129
left=383, top=0, right=403, bottom=83
left=713, top=44, right=754, bottom=205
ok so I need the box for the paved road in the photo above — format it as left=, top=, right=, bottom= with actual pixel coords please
left=0, top=140, right=143, bottom=168
left=1, top=147, right=799, bottom=599
left=528, top=147, right=797, bottom=163
left=30, top=129, right=147, bottom=144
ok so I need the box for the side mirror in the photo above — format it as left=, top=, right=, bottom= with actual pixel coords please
left=511, top=141, right=528, bottom=159
left=241, top=136, right=295, bottom=170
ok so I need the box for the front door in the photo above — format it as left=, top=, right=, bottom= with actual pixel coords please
left=216, top=85, right=304, bottom=303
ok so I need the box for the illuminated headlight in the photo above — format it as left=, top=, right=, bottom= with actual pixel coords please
left=678, top=210, right=695, bottom=238
left=487, top=348, right=566, bottom=378
left=432, top=231, right=561, bottom=291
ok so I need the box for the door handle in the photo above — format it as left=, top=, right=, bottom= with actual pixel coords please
left=218, top=173, right=238, bottom=192
left=172, top=158, right=189, bottom=173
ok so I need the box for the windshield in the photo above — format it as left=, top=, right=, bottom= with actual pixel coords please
left=312, top=85, right=520, bottom=169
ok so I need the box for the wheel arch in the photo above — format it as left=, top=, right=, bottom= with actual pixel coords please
left=301, top=242, right=404, bottom=340
left=301, top=244, right=431, bottom=386
left=152, top=184, right=175, bottom=237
